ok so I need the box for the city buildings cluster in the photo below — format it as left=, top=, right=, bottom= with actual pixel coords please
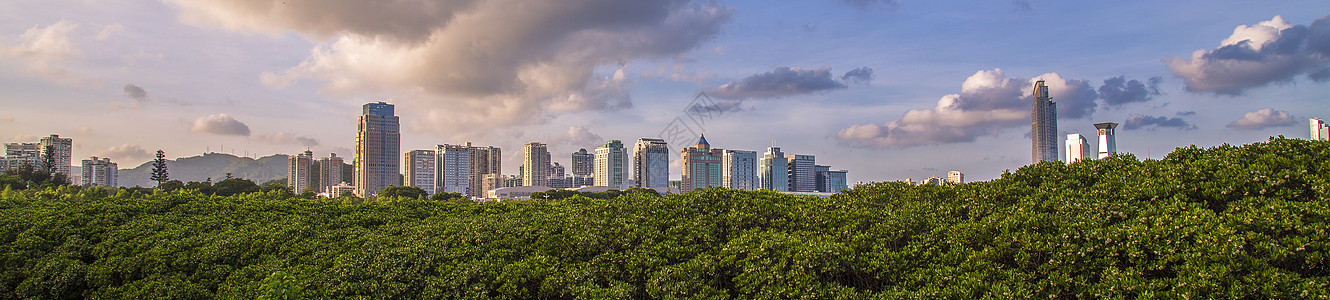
left=1313, top=118, right=1329, bottom=141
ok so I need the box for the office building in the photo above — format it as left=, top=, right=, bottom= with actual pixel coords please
left=595, top=140, right=629, bottom=189
left=466, top=143, right=501, bottom=198
left=681, top=134, right=723, bottom=191
left=404, top=150, right=436, bottom=195
left=1094, top=122, right=1119, bottom=159
left=548, top=162, right=568, bottom=189
left=633, top=138, right=670, bottom=188
left=759, top=146, right=789, bottom=192
left=80, top=156, right=116, bottom=187
left=354, top=102, right=400, bottom=197
left=1031, top=80, right=1058, bottom=163
left=722, top=149, right=758, bottom=190
left=817, top=167, right=848, bottom=193
left=317, top=153, right=344, bottom=194
left=438, top=144, right=471, bottom=195
left=39, top=134, right=72, bottom=177
left=2, top=143, right=39, bottom=171
left=522, top=142, right=550, bottom=187
left=571, top=148, right=594, bottom=188
left=946, top=171, right=964, bottom=184
left=1065, top=133, right=1091, bottom=163
left=288, top=150, right=314, bottom=193
left=786, top=154, right=816, bottom=192
left=1313, top=118, right=1330, bottom=141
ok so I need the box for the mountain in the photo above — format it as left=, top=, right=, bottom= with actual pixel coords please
left=118, top=153, right=289, bottom=187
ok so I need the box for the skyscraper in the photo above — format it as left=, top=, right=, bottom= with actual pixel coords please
left=80, top=156, right=116, bottom=187
left=1095, top=122, right=1119, bottom=159
left=437, top=145, right=471, bottom=195
left=595, top=140, right=629, bottom=189
left=466, top=143, right=501, bottom=198
left=1313, top=118, right=1330, bottom=141
left=522, top=142, right=550, bottom=187
left=404, top=149, right=436, bottom=195
left=759, top=146, right=788, bottom=192
left=1065, top=133, right=1091, bottom=163
left=317, top=153, right=343, bottom=194
left=722, top=149, right=757, bottom=190
left=681, top=134, right=723, bottom=191
left=633, top=138, right=669, bottom=188
left=817, top=167, right=848, bottom=193
left=570, top=149, right=593, bottom=188
left=354, top=102, right=400, bottom=197
left=548, top=162, right=567, bottom=189
left=1031, top=80, right=1058, bottom=163
left=39, top=134, right=72, bottom=177
left=786, top=154, right=816, bottom=192
left=288, top=150, right=314, bottom=193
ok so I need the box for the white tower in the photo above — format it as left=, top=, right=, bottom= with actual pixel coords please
left=1094, top=122, right=1118, bottom=159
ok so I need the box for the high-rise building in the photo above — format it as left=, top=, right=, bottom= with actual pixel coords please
left=2, top=142, right=39, bottom=172
left=466, top=143, right=501, bottom=198
left=38, top=135, right=73, bottom=177
left=786, top=154, right=816, bottom=192
left=595, top=140, right=629, bottom=189
left=681, top=134, right=723, bottom=191
left=759, top=146, right=788, bottom=192
left=722, top=149, right=758, bottom=190
left=354, top=102, right=400, bottom=197
left=633, top=138, right=669, bottom=188
left=946, top=170, right=964, bottom=184
left=522, top=142, right=550, bottom=187
left=817, top=167, right=848, bottom=193
left=1313, top=118, right=1330, bottom=141
left=1031, top=80, right=1058, bottom=163
left=1094, top=122, right=1119, bottom=159
left=547, top=162, right=568, bottom=189
left=438, top=144, right=471, bottom=195
left=571, top=148, right=593, bottom=187
left=404, top=150, right=437, bottom=195
left=288, top=150, right=315, bottom=193
left=80, top=156, right=116, bottom=187
left=1065, top=133, right=1091, bottom=163
left=318, top=153, right=344, bottom=194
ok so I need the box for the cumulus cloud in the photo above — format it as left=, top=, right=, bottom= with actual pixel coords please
left=706, top=66, right=860, bottom=99
left=189, top=114, right=251, bottom=136
left=1122, top=114, right=1197, bottom=131
left=123, top=84, right=149, bottom=102
left=837, top=68, right=1099, bottom=148
left=841, top=67, right=874, bottom=84
left=4, top=20, right=98, bottom=85
left=166, top=0, right=733, bottom=135
left=1164, top=15, right=1330, bottom=95
left=250, top=132, right=319, bottom=147
left=545, top=126, right=605, bottom=152
left=96, top=144, right=151, bottom=164
left=1098, top=76, right=1162, bottom=106
left=1226, top=108, right=1297, bottom=130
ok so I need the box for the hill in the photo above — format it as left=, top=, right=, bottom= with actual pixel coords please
left=0, top=138, right=1326, bottom=298
left=117, top=152, right=289, bottom=187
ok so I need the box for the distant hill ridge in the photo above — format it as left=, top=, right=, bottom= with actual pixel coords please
left=118, top=153, right=289, bottom=187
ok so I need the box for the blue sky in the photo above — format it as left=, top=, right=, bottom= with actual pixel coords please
left=2, top=0, right=1328, bottom=185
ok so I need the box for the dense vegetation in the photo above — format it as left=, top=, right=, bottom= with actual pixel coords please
left=1, top=138, right=1326, bottom=298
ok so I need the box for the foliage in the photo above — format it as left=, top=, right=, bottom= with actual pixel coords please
left=0, top=138, right=1327, bottom=298
left=151, top=149, right=169, bottom=187
left=378, top=185, right=427, bottom=200
left=429, top=192, right=466, bottom=201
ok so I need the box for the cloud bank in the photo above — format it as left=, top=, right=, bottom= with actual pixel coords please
left=1164, top=15, right=1330, bottom=95
left=1226, top=108, right=1297, bottom=130
left=1122, top=114, right=1197, bottom=131
left=189, top=114, right=251, bottom=136
left=96, top=144, right=151, bottom=164
left=1098, top=76, right=1162, bottom=106
left=706, top=66, right=872, bottom=100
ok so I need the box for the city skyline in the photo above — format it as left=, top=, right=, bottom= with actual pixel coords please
left=3, top=1, right=1329, bottom=184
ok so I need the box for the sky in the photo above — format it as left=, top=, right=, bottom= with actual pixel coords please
left=2, top=0, right=1328, bottom=184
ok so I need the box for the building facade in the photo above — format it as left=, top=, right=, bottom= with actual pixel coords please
left=466, top=143, right=501, bottom=198
left=1031, top=80, right=1059, bottom=163
left=1094, top=122, right=1119, bottom=159
left=571, top=148, right=593, bottom=188
left=438, top=144, right=471, bottom=195
left=759, top=146, right=789, bottom=192
left=633, top=138, right=669, bottom=188
left=786, top=154, right=816, bottom=192
left=522, top=142, right=550, bottom=187
left=80, top=156, right=117, bottom=187
left=317, top=153, right=344, bottom=194
left=681, top=135, right=723, bottom=191
left=946, top=170, right=964, bottom=184
left=818, top=168, right=848, bottom=193
left=1065, top=133, right=1091, bottom=163
left=288, top=150, right=314, bottom=193
left=404, top=149, right=437, bottom=195
left=722, top=149, right=758, bottom=190
left=39, top=134, right=72, bottom=177
left=2, top=143, right=39, bottom=172
left=1313, top=118, right=1330, bottom=141
left=595, top=140, right=629, bottom=189
left=354, top=102, right=400, bottom=197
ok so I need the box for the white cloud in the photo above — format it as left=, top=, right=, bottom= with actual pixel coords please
left=188, top=114, right=251, bottom=136
left=1226, top=108, right=1297, bottom=130
left=1164, top=15, right=1330, bottom=95
left=3, top=20, right=99, bottom=86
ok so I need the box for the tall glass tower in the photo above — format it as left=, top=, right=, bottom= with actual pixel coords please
left=1031, top=80, right=1058, bottom=163
left=354, top=102, right=400, bottom=197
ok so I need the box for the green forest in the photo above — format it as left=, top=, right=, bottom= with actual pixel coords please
left=1, top=137, right=1326, bottom=299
